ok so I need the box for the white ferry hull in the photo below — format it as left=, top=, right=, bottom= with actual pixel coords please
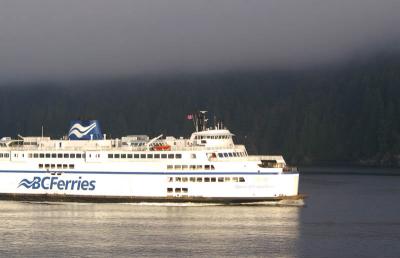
left=0, top=171, right=300, bottom=203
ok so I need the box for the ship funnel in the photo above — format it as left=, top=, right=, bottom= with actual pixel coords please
left=68, top=120, right=103, bottom=140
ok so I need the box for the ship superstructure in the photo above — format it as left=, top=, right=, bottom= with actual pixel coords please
left=0, top=112, right=301, bottom=203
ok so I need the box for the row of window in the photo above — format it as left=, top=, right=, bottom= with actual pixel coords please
left=218, top=152, right=246, bottom=158
left=167, top=176, right=245, bottom=183
left=167, top=188, right=188, bottom=193
left=39, top=164, right=75, bottom=169
left=31, top=153, right=84, bottom=159
left=167, top=165, right=215, bottom=170
left=194, top=135, right=230, bottom=140
left=0, top=153, right=10, bottom=158
left=108, top=153, right=182, bottom=159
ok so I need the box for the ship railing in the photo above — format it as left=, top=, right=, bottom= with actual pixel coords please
left=3, top=144, right=247, bottom=152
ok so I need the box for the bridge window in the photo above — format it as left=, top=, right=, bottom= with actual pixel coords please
left=211, top=177, right=216, bottom=182
left=64, top=153, right=69, bottom=158
left=108, top=154, right=113, bottom=158
left=168, top=154, right=174, bottom=159
left=69, top=164, right=75, bottom=169
left=45, top=153, right=50, bottom=158
left=140, top=154, right=146, bottom=159
left=167, top=188, right=173, bottom=193
left=182, top=165, right=188, bottom=170
left=154, top=154, right=160, bottom=159
left=196, top=177, right=202, bottom=182
left=182, top=188, right=188, bottom=193
left=127, top=154, right=132, bottom=158
left=190, top=177, right=196, bottom=182
left=167, top=165, right=173, bottom=170
left=176, top=154, right=182, bottom=159
left=134, top=154, right=139, bottom=159
left=218, top=177, right=224, bottom=182
left=121, top=154, right=126, bottom=159
left=218, top=153, right=223, bottom=158
left=147, top=154, right=153, bottom=159
left=204, top=177, right=210, bottom=182
left=40, top=153, right=44, bottom=158
left=182, top=177, right=188, bottom=182
left=161, top=154, right=167, bottom=159
left=77, top=154, right=82, bottom=159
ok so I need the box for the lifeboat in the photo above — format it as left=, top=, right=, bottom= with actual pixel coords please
left=153, top=145, right=171, bottom=151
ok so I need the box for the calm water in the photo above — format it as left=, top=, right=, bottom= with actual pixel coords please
left=0, top=174, right=400, bottom=257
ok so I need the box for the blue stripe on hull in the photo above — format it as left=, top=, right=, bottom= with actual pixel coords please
left=0, top=170, right=286, bottom=175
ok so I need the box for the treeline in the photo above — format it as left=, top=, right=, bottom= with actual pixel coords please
left=0, top=53, right=400, bottom=166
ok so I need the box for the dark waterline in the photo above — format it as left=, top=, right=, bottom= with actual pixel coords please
left=0, top=173, right=399, bottom=257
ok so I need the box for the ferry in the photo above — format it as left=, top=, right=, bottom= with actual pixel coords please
left=0, top=111, right=302, bottom=203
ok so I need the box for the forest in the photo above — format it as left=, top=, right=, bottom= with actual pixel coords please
left=0, top=52, right=399, bottom=167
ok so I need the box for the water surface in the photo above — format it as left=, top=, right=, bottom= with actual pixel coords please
left=0, top=173, right=399, bottom=257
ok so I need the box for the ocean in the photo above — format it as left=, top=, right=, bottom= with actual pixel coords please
left=0, top=173, right=399, bottom=257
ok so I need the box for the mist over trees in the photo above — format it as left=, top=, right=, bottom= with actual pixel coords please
left=0, top=53, right=399, bottom=167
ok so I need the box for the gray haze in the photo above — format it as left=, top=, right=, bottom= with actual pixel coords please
left=0, top=0, right=399, bottom=81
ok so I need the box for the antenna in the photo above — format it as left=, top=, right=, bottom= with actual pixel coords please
left=41, top=125, right=44, bottom=139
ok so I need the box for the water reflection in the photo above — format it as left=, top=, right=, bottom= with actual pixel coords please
left=0, top=201, right=300, bottom=257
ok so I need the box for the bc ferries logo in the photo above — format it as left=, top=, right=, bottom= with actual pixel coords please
left=68, top=120, right=103, bottom=140
left=18, top=176, right=96, bottom=191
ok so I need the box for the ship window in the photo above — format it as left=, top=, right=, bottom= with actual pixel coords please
left=39, top=164, right=43, bottom=168
left=196, top=177, right=202, bottom=182
left=189, top=165, right=196, bottom=170
left=211, top=165, right=215, bottom=170
left=40, top=153, right=45, bottom=158
left=233, top=177, right=239, bottom=182
left=45, top=153, right=50, bottom=158
left=191, top=154, right=196, bottom=159
left=121, top=154, right=126, bottom=159
left=168, top=154, right=174, bottom=159
left=223, top=153, right=228, bottom=157
left=57, top=153, right=62, bottom=158
left=204, top=177, right=210, bottom=182
left=140, top=154, right=146, bottom=159
left=174, top=165, right=182, bottom=170
left=77, top=154, right=82, bottom=158
left=50, top=164, right=55, bottom=169
left=69, top=164, right=74, bottom=169
left=211, top=177, right=216, bottom=182
left=154, top=154, right=160, bottom=159
left=114, top=154, right=120, bottom=159
left=167, top=188, right=173, bottom=193
left=233, top=152, right=238, bottom=157
left=134, top=154, right=139, bottom=158
left=147, top=154, right=153, bottom=159
left=161, top=154, right=167, bottom=159
left=34, top=153, right=38, bottom=158
left=0, top=154, right=3, bottom=158
left=108, top=154, right=113, bottom=159
left=45, top=164, right=50, bottom=169
left=175, top=188, right=181, bottom=193
left=176, top=154, right=182, bottom=159
left=64, top=153, right=69, bottom=158
left=218, top=177, right=224, bottom=182
left=70, top=154, right=76, bottom=158
left=63, top=164, right=68, bottom=169
left=28, top=153, right=33, bottom=158
left=51, top=153, right=56, bottom=158
left=182, top=188, right=188, bottom=193
left=182, top=165, right=188, bottom=170
left=196, top=165, right=202, bottom=170
left=175, top=177, right=181, bottom=182
left=182, top=177, right=188, bottom=182
left=190, top=177, right=196, bottom=182
left=57, top=164, right=62, bottom=169
left=5, top=153, right=9, bottom=158
left=218, top=153, right=223, bottom=158
left=205, top=165, right=210, bottom=170
left=239, top=177, right=245, bottom=182
left=228, top=153, right=233, bottom=157
left=167, top=165, right=173, bottom=170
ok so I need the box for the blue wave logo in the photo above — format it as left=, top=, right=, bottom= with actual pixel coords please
left=68, top=122, right=97, bottom=139
left=18, top=177, right=41, bottom=189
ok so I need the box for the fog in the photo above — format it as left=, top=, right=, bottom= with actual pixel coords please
left=0, top=0, right=399, bottom=81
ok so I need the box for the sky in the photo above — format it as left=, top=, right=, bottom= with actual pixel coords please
left=0, top=0, right=399, bottom=81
